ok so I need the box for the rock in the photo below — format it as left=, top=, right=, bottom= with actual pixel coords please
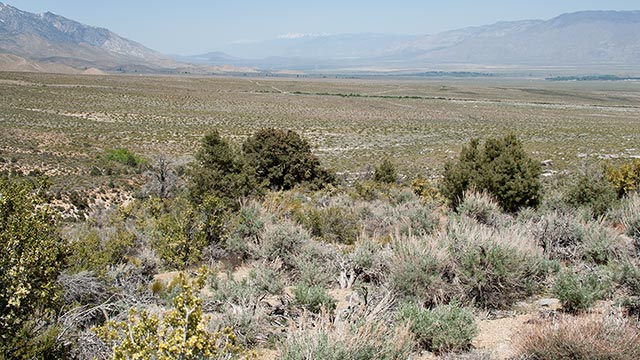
left=541, top=159, right=553, bottom=167
left=537, top=298, right=561, bottom=309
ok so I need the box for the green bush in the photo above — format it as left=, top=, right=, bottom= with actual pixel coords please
left=445, top=219, right=547, bottom=308
left=225, top=202, right=266, bottom=256
left=298, top=205, right=359, bottom=244
left=440, top=134, right=541, bottom=212
left=389, top=236, right=454, bottom=306
left=0, top=178, right=68, bottom=357
left=293, top=283, right=337, bottom=314
left=105, top=147, right=146, bottom=168
left=411, top=175, right=446, bottom=205
left=188, top=130, right=256, bottom=208
left=553, top=269, right=609, bottom=313
left=259, top=221, right=309, bottom=268
left=68, top=227, right=137, bottom=273
left=374, top=158, right=397, bottom=184
left=564, top=170, right=617, bottom=217
left=243, top=128, right=335, bottom=191
left=153, top=196, right=226, bottom=269
left=397, top=302, right=477, bottom=354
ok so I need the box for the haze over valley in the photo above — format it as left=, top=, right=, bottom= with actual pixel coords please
left=1, top=2, right=640, bottom=75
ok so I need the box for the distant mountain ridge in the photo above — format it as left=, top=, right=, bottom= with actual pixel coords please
left=201, top=10, right=640, bottom=70
left=394, top=11, right=640, bottom=66
left=0, top=2, right=176, bottom=71
left=0, top=3, right=639, bottom=74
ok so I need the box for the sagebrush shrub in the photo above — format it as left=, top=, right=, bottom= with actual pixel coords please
left=389, top=235, right=455, bottom=306
left=616, top=193, right=640, bottom=254
left=397, top=302, right=477, bottom=354
left=259, top=221, right=309, bottom=268
left=299, top=205, right=359, bottom=244
left=553, top=269, right=609, bottom=313
left=444, top=219, right=546, bottom=308
left=293, top=283, right=337, bottom=314
left=456, top=190, right=505, bottom=227
left=280, top=312, right=414, bottom=360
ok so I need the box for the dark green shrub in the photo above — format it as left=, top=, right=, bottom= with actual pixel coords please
left=243, top=128, right=334, bottom=191
left=441, top=134, right=541, bottom=212
left=374, top=158, right=397, bottom=184
left=188, top=130, right=256, bottom=208
left=397, top=302, right=477, bottom=354
left=565, top=170, right=617, bottom=217
left=293, top=284, right=336, bottom=314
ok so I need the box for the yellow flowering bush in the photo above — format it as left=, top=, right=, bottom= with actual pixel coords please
left=96, top=268, right=248, bottom=359
left=607, top=159, right=640, bottom=197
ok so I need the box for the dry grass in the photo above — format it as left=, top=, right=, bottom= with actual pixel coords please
left=515, top=313, right=640, bottom=359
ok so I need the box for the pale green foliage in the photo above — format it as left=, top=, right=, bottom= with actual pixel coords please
left=280, top=312, right=414, bottom=360
left=96, top=268, right=247, bottom=359
left=397, top=302, right=478, bottom=354
left=0, top=178, right=68, bottom=356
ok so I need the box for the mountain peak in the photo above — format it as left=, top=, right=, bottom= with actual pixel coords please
left=0, top=2, right=176, bottom=71
left=550, top=10, right=640, bottom=25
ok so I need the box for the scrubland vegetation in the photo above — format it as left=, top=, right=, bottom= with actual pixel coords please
left=2, top=72, right=640, bottom=359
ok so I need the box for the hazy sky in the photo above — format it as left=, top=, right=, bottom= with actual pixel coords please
left=6, top=1, right=639, bottom=55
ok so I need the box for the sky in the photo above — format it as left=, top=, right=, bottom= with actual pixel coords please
left=6, top=1, right=640, bottom=55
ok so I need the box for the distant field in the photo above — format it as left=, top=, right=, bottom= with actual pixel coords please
left=1, top=71, right=640, bottom=192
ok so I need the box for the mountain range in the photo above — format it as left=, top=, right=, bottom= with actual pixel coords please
left=0, top=2, right=639, bottom=74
